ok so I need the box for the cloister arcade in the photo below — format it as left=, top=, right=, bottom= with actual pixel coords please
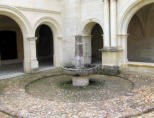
left=1, top=0, right=154, bottom=78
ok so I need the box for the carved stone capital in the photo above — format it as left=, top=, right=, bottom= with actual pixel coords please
left=100, top=47, right=123, bottom=52
left=117, top=34, right=129, bottom=38
left=27, top=37, right=37, bottom=41
left=82, top=35, right=92, bottom=38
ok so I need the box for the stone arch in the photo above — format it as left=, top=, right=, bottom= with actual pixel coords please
left=34, top=17, right=62, bottom=66
left=120, top=0, right=154, bottom=34
left=33, top=17, right=61, bottom=37
left=118, top=0, right=154, bottom=64
left=0, top=5, right=31, bottom=37
left=81, top=20, right=104, bottom=64
left=0, top=5, right=33, bottom=73
left=127, top=3, right=154, bottom=63
left=81, top=19, right=103, bottom=35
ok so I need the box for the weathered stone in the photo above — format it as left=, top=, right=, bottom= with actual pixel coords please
left=61, top=35, right=101, bottom=86
left=72, top=77, right=89, bottom=87
left=61, top=64, right=101, bottom=76
left=101, top=66, right=120, bottom=76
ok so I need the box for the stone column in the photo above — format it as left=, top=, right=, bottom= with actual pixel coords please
left=110, top=0, right=117, bottom=47
left=24, top=37, right=39, bottom=73
left=104, top=0, right=110, bottom=47
left=117, top=34, right=129, bottom=66
left=55, top=36, right=63, bottom=67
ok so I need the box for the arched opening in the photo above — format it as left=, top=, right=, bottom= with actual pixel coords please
left=127, top=3, right=154, bottom=63
left=35, top=24, right=54, bottom=69
left=82, top=22, right=103, bottom=64
left=91, top=24, right=103, bottom=63
left=0, top=15, right=24, bottom=77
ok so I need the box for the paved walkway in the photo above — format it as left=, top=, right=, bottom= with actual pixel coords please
left=0, top=63, right=24, bottom=80
left=0, top=62, right=54, bottom=80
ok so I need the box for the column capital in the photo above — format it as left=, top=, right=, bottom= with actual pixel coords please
left=103, top=0, right=109, bottom=2
left=110, top=0, right=117, bottom=2
left=57, top=36, right=63, bottom=40
left=27, top=37, right=37, bottom=41
left=100, top=47, right=123, bottom=52
left=82, top=35, right=92, bottom=38
left=117, top=34, right=129, bottom=38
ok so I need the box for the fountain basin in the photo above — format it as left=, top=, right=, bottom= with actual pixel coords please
left=61, top=64, right=101, bottom=87
left=61, top=64, right=101, bottom=76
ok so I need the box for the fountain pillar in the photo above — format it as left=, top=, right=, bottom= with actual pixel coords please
left=73, top=35, right=89, bottom=86
left=82, top=35, right=92, bottom=64
left=74, top=35, right=84, bottom=68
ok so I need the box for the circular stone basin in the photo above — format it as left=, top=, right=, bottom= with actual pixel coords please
left=25, top=74, right=133, bottom=103
left=61, top=64, right=101, bottom=76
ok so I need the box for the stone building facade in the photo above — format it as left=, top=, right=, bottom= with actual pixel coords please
left=0, top=0, right=154, bottom=74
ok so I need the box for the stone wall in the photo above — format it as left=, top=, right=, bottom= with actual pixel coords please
left=0, top=0, right=61, bottom=11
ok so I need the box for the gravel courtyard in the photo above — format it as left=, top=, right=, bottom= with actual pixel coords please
left=0, top=69, right=153, bottom=118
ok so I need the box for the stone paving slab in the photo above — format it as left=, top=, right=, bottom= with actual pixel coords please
left=0, top=69, right=153, bottom=118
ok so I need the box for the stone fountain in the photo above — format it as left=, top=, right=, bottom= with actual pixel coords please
left=61, top=35, right=101, bottom=87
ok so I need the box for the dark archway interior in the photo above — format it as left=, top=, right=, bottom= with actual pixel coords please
left=128, top=3, right=154, bottom=63
left=0, top=15, right=23, bottom=63
left=91, top=24, right=103, bottom=64
left=0, top=15, right=24, bottom=76
left=36, top=25, right=53, bottom=67
left=0, top=31, right=17, bottom=60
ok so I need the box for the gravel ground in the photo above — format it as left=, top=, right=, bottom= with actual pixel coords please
left=0, top=69, right=153, bottom=118
left=0, top=111, right=14, bottom=118
left=132, top=110, right=154, bottom=118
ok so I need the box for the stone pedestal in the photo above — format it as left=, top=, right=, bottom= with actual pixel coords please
left=72, top=76, right=89, bottom=87
left=101, top=47, right=123, bottom=75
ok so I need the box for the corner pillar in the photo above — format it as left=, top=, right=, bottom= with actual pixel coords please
left=101, top=0, right=121, bottom=75
left=117, top=34, right=129, bottom=68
